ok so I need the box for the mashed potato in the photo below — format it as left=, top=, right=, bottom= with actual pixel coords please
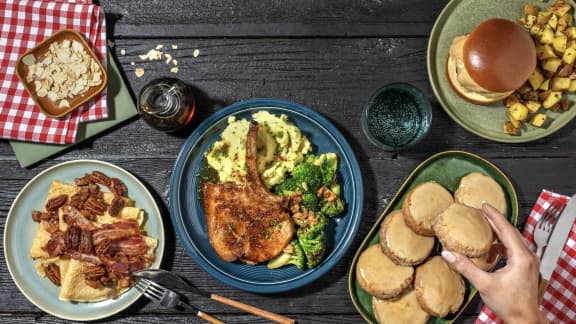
left=206, top=111, right=311, bottom=188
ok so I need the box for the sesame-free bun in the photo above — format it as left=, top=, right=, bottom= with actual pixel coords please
left=379, top=210, right=435, bottom=266
left=402, top=182, right=454, bottom=236
left=434, top=203, right=494, bottom=258
left=446, top=19, right=536, bottom=104
left=415, top=256, right=465, bottom=317
left=355, top=245, right=414, bottom=300
left=464, top=19, right=537, bottom=93
left=372, top=290, right=429, bottom=324
left=454, top=172, right=507, bottom=215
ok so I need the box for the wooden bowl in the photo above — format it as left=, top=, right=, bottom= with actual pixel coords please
left=15, top=29, right=107, bottom=118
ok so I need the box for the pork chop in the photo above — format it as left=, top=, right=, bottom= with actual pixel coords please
left=202, top=121, right=295, bottom=264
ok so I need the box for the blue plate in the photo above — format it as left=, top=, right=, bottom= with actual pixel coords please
left=3, top=160, right=165, bottom=321
left=170, top=98, right=363, bottom=293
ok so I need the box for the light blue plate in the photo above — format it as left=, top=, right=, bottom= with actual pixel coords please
left=3, top=160, right=165, bottom=321
left=169, top=98, right=363, bottom=293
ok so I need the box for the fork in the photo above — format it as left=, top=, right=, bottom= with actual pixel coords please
left=136, top=278, right=225, bottom=324
left=533, top=199, right=565, bottom=258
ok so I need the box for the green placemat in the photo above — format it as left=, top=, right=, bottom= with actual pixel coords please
left=10, top=51, right=138, bottom=168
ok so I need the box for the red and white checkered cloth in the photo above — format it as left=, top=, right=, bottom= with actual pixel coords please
left=0, top=0, right=107, bottom=144
left=476, top=190, right=575, bottom=324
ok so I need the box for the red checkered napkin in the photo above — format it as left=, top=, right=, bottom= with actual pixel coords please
left=476, top=190, right=574, bottom=324
left=0, top=0, right=107, bottom=144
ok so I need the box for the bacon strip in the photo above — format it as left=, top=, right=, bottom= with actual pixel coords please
left=69, top=251, right=103, bottom=265
left=112, top=236, right=149, bottom=256
left=92, top=221, right=140, bottom=245
left=44, top=232, right=65, bottom=257
left=62, top=205, right=97, bottom=231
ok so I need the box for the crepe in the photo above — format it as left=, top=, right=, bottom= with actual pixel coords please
left=29, top=177, right=157, bottom=302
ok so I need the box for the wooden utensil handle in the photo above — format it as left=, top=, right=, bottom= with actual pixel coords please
left=197, top=310, right=225, bottom=324
left=538, top=277, right=549, bottom=303
left=211, top=293, right=295, bottom=324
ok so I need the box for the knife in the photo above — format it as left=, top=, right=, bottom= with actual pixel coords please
left=538, top=194, right=576, bottom=301
left=133, top=269, right=295, bottom=324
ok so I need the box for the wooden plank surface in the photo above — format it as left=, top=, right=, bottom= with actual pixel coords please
left=0, top=0, right=575, bottom=323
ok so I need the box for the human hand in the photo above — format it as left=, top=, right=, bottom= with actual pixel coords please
left=441, top=203, right=549, bottom=324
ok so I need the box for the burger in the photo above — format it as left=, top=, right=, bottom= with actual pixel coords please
left=446, top=18, right=537, bottom=104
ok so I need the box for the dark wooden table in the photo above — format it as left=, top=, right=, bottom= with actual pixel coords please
left=1, top=0, right=575, bottom=323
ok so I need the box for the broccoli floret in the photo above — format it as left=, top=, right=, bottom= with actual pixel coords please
left=267, top=240, right=306, bottom=270
left=291, top=163, right=323, bottom=193
left=314, top=153, right=338, bottom=186
left=321, top=197, right=345, bottom=217
left=298, top=222, right=326, bottom=268
left=273, top=177, right=303, bottom=197
left=301, top=192, right=319, bottom=211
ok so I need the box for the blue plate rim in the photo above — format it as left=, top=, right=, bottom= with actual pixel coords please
left=169, top=98, right=364, bottom=293
left=3, top=159, right=165, bottom=321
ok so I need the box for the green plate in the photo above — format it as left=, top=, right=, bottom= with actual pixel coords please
left=427, top=0, right=576, bottom=143
left=347, top=150, right=518, bottom=324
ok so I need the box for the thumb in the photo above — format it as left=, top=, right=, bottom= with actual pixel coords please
left=441, top=250, right=490, bottom=290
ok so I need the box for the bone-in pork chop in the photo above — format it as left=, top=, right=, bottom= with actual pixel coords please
left=202, top=121, right=295, bottom=264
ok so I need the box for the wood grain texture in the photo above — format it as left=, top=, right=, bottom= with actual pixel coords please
left=0, top=0, right=574, bottom=323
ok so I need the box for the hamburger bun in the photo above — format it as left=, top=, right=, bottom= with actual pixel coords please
left=379, top=210, right=435, bottom=266
left=402, top=181, right=454, bottom=236
left=454, top=172, right=507, bottom=215
left=434, top=203, right=494, bottom=258
left=446, top=18, right=536, bottom=104
left=372, top=290, right=429, bottom=324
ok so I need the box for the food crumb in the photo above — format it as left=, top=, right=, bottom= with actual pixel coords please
left=165, top=53, right=173, bottom=64
left=171, top=44, right=178, bottom=50
left=107, top=40, right=115, bottom=48
left=130, top=62, right=135, bottom=66
left=120, top=49, right=126, bottom=55
left=135, top=68, right=145, bottom=77
left=170, top=67, right=179, bottom=73
left=193, top=49, right=200, bottom=57
left=155, top=44, right=164, bottom=50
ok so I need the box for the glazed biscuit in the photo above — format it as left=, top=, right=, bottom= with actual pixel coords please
left=379, top=210, right=435, bottom=266
left=356, top=244, right=414, bottom=300
left=454, top=172, right=507, bottom=215
left=414, top=256, right=465, bottom=317
left=372, top=290, right=429, bottom=324
left=434, top=203, right=494, bottom=258
left=402, top=181, right=454, bottom=236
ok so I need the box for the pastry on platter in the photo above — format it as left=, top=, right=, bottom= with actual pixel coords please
left=402, top=181, right=454, bottom=236
left=356, top=244, right=413, bottom=299
left=434, top=203, right=494, bottom=258
left=379, top=210, right=435, bottom=266
left=414, top=256, right=465, bottom=317
left=372, top=289, right=429, bottom=324
left=454, top=172, right=507, bottom=215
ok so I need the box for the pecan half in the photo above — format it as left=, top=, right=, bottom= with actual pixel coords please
left=84, top=197, right=107, bottom=216
left=64, top=225, right=81, bottom=251
left=108, top=197, right=124, bottom=217
left=45, top=194, right=68, bottom=211
left=83, top=265, right=106, bottom=281
left=90, top=171, right=111, bottom=187
left=79, top=230, right=93, bottom=254
left=45, top=217, right=60, bottom=234
left=110, top=178, right=127, bottom=197
left=44, top=263, right=61, bottom=286
left=32, top=210, right=42, bottom=222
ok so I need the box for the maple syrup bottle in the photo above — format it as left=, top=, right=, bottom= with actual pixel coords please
left=137, top=77, right=195, bottom=132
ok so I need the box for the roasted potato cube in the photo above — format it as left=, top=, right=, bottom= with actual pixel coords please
left=551, top=77, right=571, bottom=89
left=537, top=11, right=553, bottom=25
left=543, top=91, right=563, bottom=108
left=525, top=4, right=540, bottom=16
left=530, top=113, right=548, bottom=127
left=562, top=47, right=576, bottom=64
left=504, top=121, right=519, bottom=135
left=567, top=26, right=576, bottom=39
left=568, top=79, right=576, bottom=91
left=531, top=24, right=544, bottom=36
left=561, top=100, right=571, bottom=111
left=526, top=100, right=543, bottom=113
left=558, top=13, right=573, bottom=30
left=508, top=112, right=522, bottom=128
left=509, top=102, right=530, bottom=121
left=543, top=57, right=563, bottom=72
left=550, top=3, right=572, bottom=17
left=537, top=45, right=557, bottom=60
left=556, top=63, right=573, bottom=76
left=504, top=94, right=521, bottom=108
left=553, top=34, right=568, bottom=53
left=540, top=79, right=551, bottom=90
left=540, top=25, right=556, bottom=44
left=528, top=69, right=545, bottom=89
left=548, top=14, right=559, bottom=29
